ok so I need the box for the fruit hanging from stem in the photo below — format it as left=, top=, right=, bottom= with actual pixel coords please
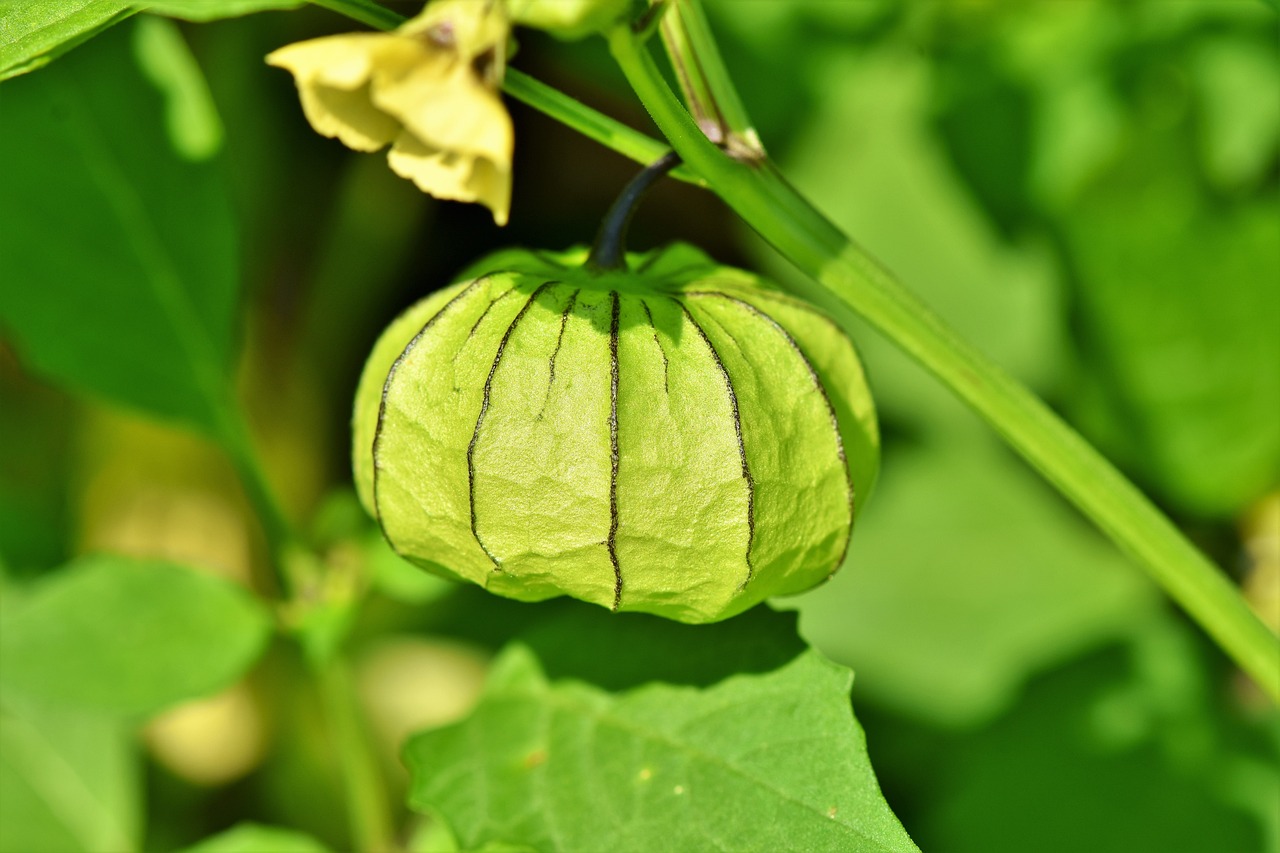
left=352, top=157, right=879, bottom=622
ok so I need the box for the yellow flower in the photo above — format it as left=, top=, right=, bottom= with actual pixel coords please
left=267, top=0, right=513, bottom=225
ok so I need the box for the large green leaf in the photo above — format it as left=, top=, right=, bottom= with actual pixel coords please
left=0, top=20, right=240, bottom=433
left=139, top=0, right=303, bottom=21
left=0, top=0, right=305, bottom=81
left=0, top=555, right=271, bottom=716
left=182, top=823, right=333, bottom=853
left=748, top=44, right=1063, bottom=436
left=0, top=0, right=132, bottom=81
left=405, top=644, right=918, bottom=853
left=1062, top=129, right=1280, bottom=516
left=865, top=638, right=1271, bottom=853
left=788, top=437, right=1154, bottom=728
left=0, top=700, right=141, bottom=853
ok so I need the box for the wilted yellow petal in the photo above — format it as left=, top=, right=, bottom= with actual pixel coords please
left=401, top=0, right=511, bottom=64
left=296, top=82, right=398, bottom=151
left=266, top=0, right=515, bottom=223
left=467, top=157, right=513, bottom=225
left=268, top=35, right=426, bottom=151
left=375, top=64, right=512, bottom=162
left=388, top=131, right=510, bottom=225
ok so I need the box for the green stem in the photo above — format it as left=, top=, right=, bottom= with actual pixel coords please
left=655, top=0, right=761, bottom=158
left=587, top=151, right=683, bottom=270
left=319, top=658, right=397, bottom=853
left=220, top=403, right=394, bottom=849
left=308, top=0, right=403, bottom=30
left=214, top=402, right=298, bottom=595
left=607, top=26, right=1280, bottom=702
left=503, top=70, right=702, bottom=186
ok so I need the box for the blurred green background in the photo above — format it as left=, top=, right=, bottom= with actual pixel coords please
left=1, top=0, right=1277, bottom=850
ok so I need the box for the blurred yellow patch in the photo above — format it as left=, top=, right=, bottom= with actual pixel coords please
left=267, top=0, right=513, bottom=224
left=144, top=683, right=268, bottom=786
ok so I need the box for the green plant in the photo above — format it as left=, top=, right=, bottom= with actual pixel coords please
left=1, top=1, right=1276, bottom=851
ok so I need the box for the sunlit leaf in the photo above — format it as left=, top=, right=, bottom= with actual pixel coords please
left=0, top=555, right=271, bottom=716
left=0, top=0, right=132, bottom=80
left=0, top=20, right=240, bottom=433
left=405, top=644, right=918, bottom=853
left=138, top=0, right=303, bottom=22
left=0, top=702, right=140, bottom=853
left=788, top=438, right=1154, bottom=727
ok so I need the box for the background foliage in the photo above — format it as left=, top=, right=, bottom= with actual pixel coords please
left=1, top=0, right=1276, bottom=851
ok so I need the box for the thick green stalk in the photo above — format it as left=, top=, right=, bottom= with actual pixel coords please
left=654, top=0, right=761, bottom=158
left=319, top=658, right=397, bottom=853
left=607, top=26, right=1280, bottom=701
left=214, top=405, right=294, bottom=577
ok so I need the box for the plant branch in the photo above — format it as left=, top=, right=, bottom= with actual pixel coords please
left=503, top=70, right=702, bottom=185
left=606, top=25, right=1280, bottom=702
left=319, top=657, right=397, bottom=853
left=654, top=0, right=762, bottom=158
left=214, top=402, right=298, bottom=595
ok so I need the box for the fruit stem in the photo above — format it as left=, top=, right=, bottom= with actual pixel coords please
left=586, top=150, right=683, bottom=272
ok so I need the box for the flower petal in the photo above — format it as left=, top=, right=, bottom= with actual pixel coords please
left=268, top=34, right=428, bottom=151
left=400, top=0, right=511, bottom=64
left=373, top=65, right=512, bottom=163
left=266, top=0, right=515, bottom=225
left=296, top=82, right=399, bottom=151
left=467, top=157, right=513, bottom=226
left=388, top=132, right=510, bottom=226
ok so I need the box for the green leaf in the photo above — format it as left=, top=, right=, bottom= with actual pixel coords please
left=405, top=644, right=918, bottom=853
left=0, top=555, right=271, bottom=716
left=788, top=438, right=1155, bottom=728
left=0, top=20, right=240, bottom=434
left=931, top=50, right=1035, bottom=239
left=870, top=640, right=1271, bottom=853
left=1190, top=35, right=1280, bottom=190
left=0, top=0, right=301, bottom=81
left=0, top=0, right=132, bottom=81
left=138, top=0, right=304, bottom=22
left=181, top=823, right=333, bottom=853
left=748, top=44, right=1063, bottom=435
left=0, top=700, right=141, bottom=853
left=1062, top=129, right=1280, bottom=516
